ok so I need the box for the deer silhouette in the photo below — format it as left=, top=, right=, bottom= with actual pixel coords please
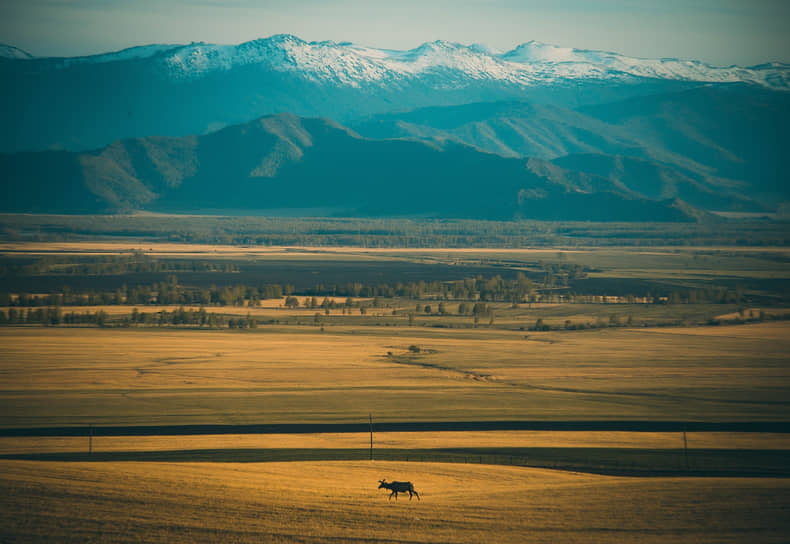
left=378, top=479, right=420, bottom=500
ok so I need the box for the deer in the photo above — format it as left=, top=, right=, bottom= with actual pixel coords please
left=378, top=479, right=420, bottom=501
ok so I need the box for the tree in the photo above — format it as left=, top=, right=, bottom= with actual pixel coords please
left=96, top=310, right=108, bottom=328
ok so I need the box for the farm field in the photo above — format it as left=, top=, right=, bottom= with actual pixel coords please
left=2, top=240, right=789, bottom=541
left=4, top=431, right=790, bottom=455
left=2, top=323, right=790, bottom=428
left=2, top=460, right=789, bottom=543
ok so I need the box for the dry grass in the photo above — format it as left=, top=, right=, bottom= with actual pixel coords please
left=2, top=431, right=789, bottom=456
left=1, top=460, right=788, bottom=543
left=2, top=242, right=789, bottom=541
left=4, top=242, right=789, bottom=276
left=2, top=322, right=789, bottom=427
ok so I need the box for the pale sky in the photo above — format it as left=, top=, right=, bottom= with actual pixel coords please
left=1, top=0, right=789, bottom=67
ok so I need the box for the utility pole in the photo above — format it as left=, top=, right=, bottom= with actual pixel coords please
left=369, top=413, right=374, bottom=461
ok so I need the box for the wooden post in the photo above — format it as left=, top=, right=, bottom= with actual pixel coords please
left=369, top=413, right=374, bottom=461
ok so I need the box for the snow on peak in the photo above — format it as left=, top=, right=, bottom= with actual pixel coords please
left=0, top=44, right=34, bottom=59
left=412, top=40, right=463, bottom=52
left=468, top=43, right=502, bottom=56
left=501, top=41, right=789, bottom=88
left=14, top=35, right=787, bottom=90
left=503, top=41, right=583, bottom=63
left=164, top=36, right=785, bottom=89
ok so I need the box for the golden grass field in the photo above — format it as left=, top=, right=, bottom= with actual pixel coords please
left=2, top=241, right=790, bottom=541
left=3, top=431, right=789, bottom=456
left=2, top=460, right=789, bottom=543
left=2, top=322, right=789, bottom=427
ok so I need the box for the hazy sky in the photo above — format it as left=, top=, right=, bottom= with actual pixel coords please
left=2, top=0, right=788, bottom=66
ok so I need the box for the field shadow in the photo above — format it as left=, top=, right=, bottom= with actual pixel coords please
left=3, top=447, right=789, bottom=478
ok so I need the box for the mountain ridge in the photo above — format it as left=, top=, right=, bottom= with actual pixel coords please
left=349, top=86, right=790, bottom=208
left=0, top=113, right=708, bottom=223
left=5, top=35, right=787, bottom=89
left=5, top=34, right=785, bottom=153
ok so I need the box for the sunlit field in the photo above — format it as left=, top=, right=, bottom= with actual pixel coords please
left=2, top=323, right=789, bottom=427
left=3, top=431, right=789, bottom=456
left=2, top=241, right=789, bottom=542
left=2, top=460, right=789, bottom=543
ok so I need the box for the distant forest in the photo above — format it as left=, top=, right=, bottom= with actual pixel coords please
left=1, top=214, right=789, bottom=248
left=0, top=259, right=748, bottom=309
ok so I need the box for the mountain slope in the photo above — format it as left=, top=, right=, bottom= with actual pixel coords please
left=2, top=34, right=787, bottom=152
left=551, top=154, right=764, bottom=211
left=579, top=85, right=790, bottom=200
left=0, top=114, right=705, bottom=222
left=0, top=44, right=33, bottom=59
left=349, top=85, right=790, bottom=208
left=350, top=100, right=640, bottom=159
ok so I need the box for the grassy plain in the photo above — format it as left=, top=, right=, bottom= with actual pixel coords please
left=2, top=460, right=789, bottom=543
left=4, top=431, right=790, bottom=456
left=2, top=323, right=789, bottom=427
left=2, top=240, right=789, bottom=541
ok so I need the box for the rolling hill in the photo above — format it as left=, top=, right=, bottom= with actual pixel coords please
left=350, top=85, right=790, bottom=208
left=0, top=114, right=705, bottom=222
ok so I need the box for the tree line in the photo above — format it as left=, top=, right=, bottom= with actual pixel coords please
left=0, top=271, right=750, bottom=309
left=0, top=306, right=255, bottom=329
left=0, top=277, right=290, bottom=307
left=4, top=214, right=790, bottom=247
left=2, top=251, right=238, bottom=276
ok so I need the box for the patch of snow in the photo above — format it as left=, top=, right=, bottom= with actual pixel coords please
left=18, top=34, right=789, bottom=91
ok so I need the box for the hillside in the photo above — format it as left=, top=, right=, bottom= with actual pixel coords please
left=0, top=114, right=705, bottom=222
left=350, top=86, right=790, bottom=208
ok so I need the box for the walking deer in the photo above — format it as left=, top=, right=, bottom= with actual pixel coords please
left=378, top=479, right=420, bottom=500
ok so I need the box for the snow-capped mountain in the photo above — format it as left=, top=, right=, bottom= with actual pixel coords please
left=12, top=35, right=789, bottom=89
left=1, top=34, right=788, bottom=152
left=502, top=41, right=790, bottom=88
